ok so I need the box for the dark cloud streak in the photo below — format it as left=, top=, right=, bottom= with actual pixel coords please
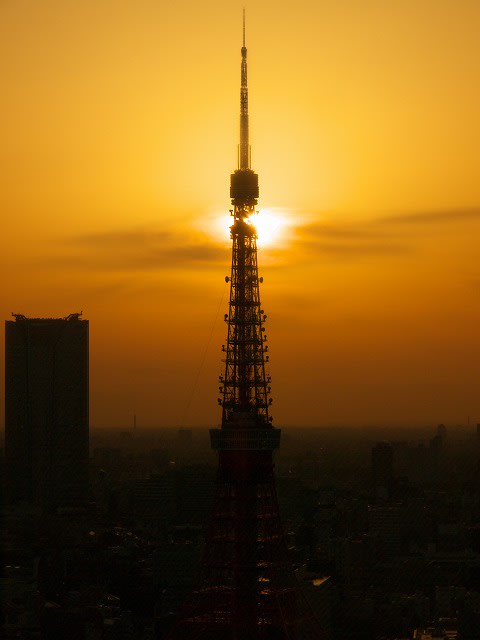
left=376, top=208, right=480, bottom=225
left=50, top=226, right=227, bottom=271
left=292, top=207, right=480, bottom=261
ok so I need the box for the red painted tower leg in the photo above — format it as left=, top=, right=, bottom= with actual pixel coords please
left=167, top=12, right=326, bottom=640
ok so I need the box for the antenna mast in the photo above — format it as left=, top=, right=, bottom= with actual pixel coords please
left=230, top=10, right=259, bottom=210
left=239, top=8, right=250, bottom=170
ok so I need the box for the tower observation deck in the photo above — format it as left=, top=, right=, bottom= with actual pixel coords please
left=167, top=14, right=325, bottom=640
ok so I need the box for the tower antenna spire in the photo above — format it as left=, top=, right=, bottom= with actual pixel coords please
left=230, top=8, right=258, bottom=209
left=243, top=7, right=246, bottom=47
left=239, top=8, right=250, bottom=170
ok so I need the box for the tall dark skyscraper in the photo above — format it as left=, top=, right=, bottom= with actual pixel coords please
left=371, top=441, right=393, bottom=498
left=168, top=16, right=324, bottom=639
left=5, top=313, right=89, bottom=512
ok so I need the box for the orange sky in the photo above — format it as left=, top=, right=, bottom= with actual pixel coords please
left=1, top=0, right=479, bottom=429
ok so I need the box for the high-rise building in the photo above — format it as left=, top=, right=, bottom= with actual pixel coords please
left=168, top=15, right=325, bottom=639
left=372, top=441, right=393, bottom=499
left=5, top=313, right=89, bottom=512
left=368, top=503, right=404, bottom=558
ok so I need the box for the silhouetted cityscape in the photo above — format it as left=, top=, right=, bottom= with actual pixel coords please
left=4, top=420, right=480, bottom=638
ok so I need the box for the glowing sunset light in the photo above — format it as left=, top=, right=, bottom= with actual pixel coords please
left=207, top=209, right=291, bottom=248
left=206, top=212, right=233, bottom=244
left=206, top=208, right=290, bottom=248
left=248, top=209, right=289, bottom=247
left=1, top=1, right=479, bottom=428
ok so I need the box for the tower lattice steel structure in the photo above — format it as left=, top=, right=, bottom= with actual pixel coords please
left=167, top=15, right=325, bottom=640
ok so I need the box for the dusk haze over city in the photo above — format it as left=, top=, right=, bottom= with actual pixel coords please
left=1, top=0, right=479, bottom=430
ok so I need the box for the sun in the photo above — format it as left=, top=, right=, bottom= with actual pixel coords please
left=206, top=208, right=290, bottom=248
left=248, top=209, right=288, bottom=247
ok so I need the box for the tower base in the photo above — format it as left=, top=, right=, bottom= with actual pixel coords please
left=167, top=448, right=326, bottom=640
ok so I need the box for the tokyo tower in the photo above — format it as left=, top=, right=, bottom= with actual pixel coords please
left=167, top=14, right=325, bottom=640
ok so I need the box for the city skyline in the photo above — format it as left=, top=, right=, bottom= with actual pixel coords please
left=1, top=0, right=479, bottom=429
